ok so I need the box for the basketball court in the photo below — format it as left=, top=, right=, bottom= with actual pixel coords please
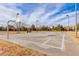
left=1, top=31, right=65, bottom=50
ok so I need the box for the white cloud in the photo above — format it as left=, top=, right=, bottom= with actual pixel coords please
left=20, top=3, right=66, bottom=27
left=22, top=4, right=48, bottom=26
left=48, top=11, right=79, bottom=26
left=0, top=4, right=22, bottom=26
left=0, top=3, right=68, bottom=27
left=36, top=3, right=66, bottom=26
left=0, top=3, right=78, bottom=27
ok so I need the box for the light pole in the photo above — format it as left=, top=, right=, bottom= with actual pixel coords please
left=16, top=17, right=21, bottom=33
left=75, top=3, right=78, bottom=37
left=16, top=13, right=21, bottom=33
left=16, top=13, right=19, bottom=19
left=36, top=20, right=39, bottom=31
left=66, top=15, right=69, bottom=31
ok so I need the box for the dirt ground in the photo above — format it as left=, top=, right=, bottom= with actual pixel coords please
left=67, top=31, right=79, bottom=45
left=0, top=39, right=47, bottom=56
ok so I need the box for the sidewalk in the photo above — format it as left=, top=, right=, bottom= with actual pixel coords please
left=67, top=31, right=79, bottom=45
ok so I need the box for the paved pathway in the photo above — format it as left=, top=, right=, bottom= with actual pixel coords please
left=0, top=31, right=79, bottom=56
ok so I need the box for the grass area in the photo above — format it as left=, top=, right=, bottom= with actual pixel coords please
left=67, top=31, right=79, bottom=45
left=0, top=39, right=47, bottom=56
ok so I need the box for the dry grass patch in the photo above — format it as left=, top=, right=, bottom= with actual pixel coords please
left=0, top=39, right=47, bottom=56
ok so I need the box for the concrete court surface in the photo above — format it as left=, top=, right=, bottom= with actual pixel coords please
left=0, top=31, right=79, bottom=56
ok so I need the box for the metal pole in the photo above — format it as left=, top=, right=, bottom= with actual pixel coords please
left=18, top=22, right=21, bottom=33
left=7, top=21, right=9, bottom=39
left=16, top=13, right=19, bottom=33
left=68, top=15, right=69, bottom=31
left=7, top=20, right=16, bottom=39
left=66, top=15, right=69, bottom=31
left=75, top=3, right=77, bottom=37
left=36, top=20, right=39, bottom=31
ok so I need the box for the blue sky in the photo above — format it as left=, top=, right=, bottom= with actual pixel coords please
left=0, top=3, right=79, bottom=27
